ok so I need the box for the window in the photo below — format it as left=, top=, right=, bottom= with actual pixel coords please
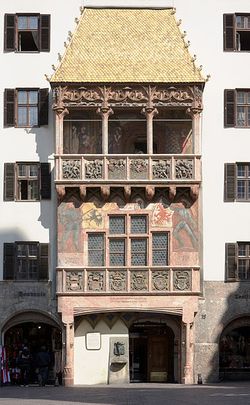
left=224, top=14, right=250, bottom=51
left=225, top=242, right=250, bottom=281
left=224, top=89, right=250, bottom=127
left=3, top=242, right=49, bottom=280
left=87, top=214, right=169, bottom=267
left=4, top=88, right=49, bottom=128
left=4, top=14, right=50, bottom=52
left=224, top=163, right=250, bottom=202
left=4, top=162, right=51, bottom=201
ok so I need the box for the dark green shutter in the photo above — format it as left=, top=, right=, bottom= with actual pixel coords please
left=4, top=163, right=15, bottom=201
left=224, top=163, right=236, bottom=202
left=40, top=163, right=51, bottom=199
left=4, top=14, right=15, bottom=52
left=224, top=89, right=236, bottom=127
left=39, top=243, right=49, bottom=280
left=39, top=88, right=49, bottom=126
left=3, top=243, right=15, bottom=280
left=225, top=243, right=237, bottom=281
left=223, top=14, right=235, bottom=51
left=4, top=89, right=15, bottom=127
left=40, top=15, right=50, bottom=52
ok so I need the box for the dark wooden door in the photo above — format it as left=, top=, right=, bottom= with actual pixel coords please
left=148, top=335, right=168, bottom=382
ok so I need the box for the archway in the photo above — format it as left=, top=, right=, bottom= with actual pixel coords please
left=2, top=312, right=62, bottom=385
left=129, top=320, right=175, bottom=383
left=219, top=316, right=250, bottom=380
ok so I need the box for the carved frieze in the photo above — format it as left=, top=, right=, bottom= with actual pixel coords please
left=62, top=159, right=81, bottom=179
left=130, top=271, right=148, bottom=291
left=87, top=271, right=105, bottom=291
left=109, top=271, right=126, bottom=291
left=52, top=84, right=203, bottom=109
left=66, top=272, right=83, bottom=291
left=175, top=159, right=193, bottom=179
left=152, top=271, right=169, bottom=291
left=152, top=160, right=171, bottom=179
left=173, top=271, right=191, bottom=291
left=85, top=160, right=103, bottom=179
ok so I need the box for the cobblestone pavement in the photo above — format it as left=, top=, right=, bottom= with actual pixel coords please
left=0, top=383, right=250, bottom=405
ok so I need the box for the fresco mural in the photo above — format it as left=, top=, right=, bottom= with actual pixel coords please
left=172, top=199, right=198, bottom=252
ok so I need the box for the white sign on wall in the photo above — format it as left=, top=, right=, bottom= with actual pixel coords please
left=86, top=332, right=101, bottom=350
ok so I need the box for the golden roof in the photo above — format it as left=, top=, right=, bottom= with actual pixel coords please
left=50, top=8, right=205, bottom=84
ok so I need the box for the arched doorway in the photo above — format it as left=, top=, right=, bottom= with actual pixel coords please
left=129, top=320, right=175, bottom=383
left=219, top=316, right=250, bottom=380
left=2, top=312, right=62, bottom=385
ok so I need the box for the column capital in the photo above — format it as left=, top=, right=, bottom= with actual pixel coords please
left=97, top=106, right=114, bottom=118
left=141, top=106, right=158, bottom=118
left=186, top=106, right=202, bottom=118
left=54, top=106, right=69, bottom=119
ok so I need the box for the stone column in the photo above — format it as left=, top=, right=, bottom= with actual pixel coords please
left=54, top=107, right=69, bottom=155
left=142, top=107, right=158, bottom=154
left=188, top=108, right=202, bottom=155
left=97, top=106, right=113, bottom=154
left=183, top=322, right=193, bottom=384
left=63, top=318, right=74, bottom=386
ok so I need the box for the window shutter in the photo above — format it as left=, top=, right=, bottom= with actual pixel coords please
left=223, top=14, right=235, bottom=51
left=3, top=243, right=15, bottom=280
left=39, top=88, right=49, bottom=126
left=225, top=243, right=237, bottom=281
left=40, top=15, right=50, bottom=52
left=4, top=89, right=15, bottom=127
left=39, top=243, right=49, bottom=280
left=4, top=163, right=15, bottom=201
left=224, top=163, right=236, bottom=202
left=40, top=163, right=51, bottom=199
left=4, top=14, right=15, bottom=52
left=224, top=89, right=235, bottom=127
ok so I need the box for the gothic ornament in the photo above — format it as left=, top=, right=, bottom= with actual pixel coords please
left=175, top=159, right=193, bottom=179
left=173, top=271, right=191, bottom=291
left=152, top=160, right=170, bottom=179
left=66, top=272, right=83, bottom=291
left=88, top=271, right=105, bottom=291
left=152, top=271, right=169, bottom=291
left=109, top=271, right=126, bottom=291
left=145, top=186, right=155, bottom=201
left=130, top=159, right=148, bottom=178
left=85, top=160, right=103, bottom=179
left=131, top=271, right=148, bottom=291
left=62, top=160, right=81, bottom=179
left=108, top=159, right=126, bottom=179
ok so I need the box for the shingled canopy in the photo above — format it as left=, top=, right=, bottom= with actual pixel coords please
left=50, top=8, right=205, bottom=84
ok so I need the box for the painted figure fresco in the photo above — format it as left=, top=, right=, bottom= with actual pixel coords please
left=58, top=199, right=83, bottom=252
left=172, top=200, right=198, bottom=251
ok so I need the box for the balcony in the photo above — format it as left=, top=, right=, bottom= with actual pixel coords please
left=54, top=154, right=201, bottom=186
left=56, top=266, right=200, bottom=295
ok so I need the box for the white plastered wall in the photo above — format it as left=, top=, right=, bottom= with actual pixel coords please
left=74, top=318, right=128, bottom=385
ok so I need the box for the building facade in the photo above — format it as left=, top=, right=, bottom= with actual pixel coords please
left=0, top=0, right=250, bottom=386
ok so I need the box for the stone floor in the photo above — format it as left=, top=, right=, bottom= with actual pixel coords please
left=0, top=383, right=250, bottom=405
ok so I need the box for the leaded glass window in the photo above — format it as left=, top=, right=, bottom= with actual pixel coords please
left=152, top=233, right=168, bottom=266
left=88, top=233, right=104, bottom=266
left=131, top=238, right=147, bottom=266
left=109, top=216, right=125, bottom=234
left=109, top=238, right=125, bottom=266
left=131, top=215, right=147, bottom=234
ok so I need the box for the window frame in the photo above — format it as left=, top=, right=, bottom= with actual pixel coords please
left=4, top=13, right=50, bottom=53
left=224, top=89, right=250, bottom=128
left=224, top=13, right=250, bottom=52
left=4, top=88, right=49, bottom=128
left=224, top=162, right=250, bottom=202
left=3, top=162, right=51, bottom=202
left=3, top=241, right=49, bottom=281
left=16, top=88, right=39, bottom=128
left=87, top=213, right=169, bottom=268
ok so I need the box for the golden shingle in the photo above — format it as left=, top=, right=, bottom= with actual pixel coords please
left=50, top=8, right=205, bottom=83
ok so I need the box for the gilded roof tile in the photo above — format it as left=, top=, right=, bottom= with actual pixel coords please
left=50, top=8, right=205, bottom=84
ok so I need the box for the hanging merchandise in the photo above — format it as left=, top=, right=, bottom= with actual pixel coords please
left=0, top=346, right=11, bottom=384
